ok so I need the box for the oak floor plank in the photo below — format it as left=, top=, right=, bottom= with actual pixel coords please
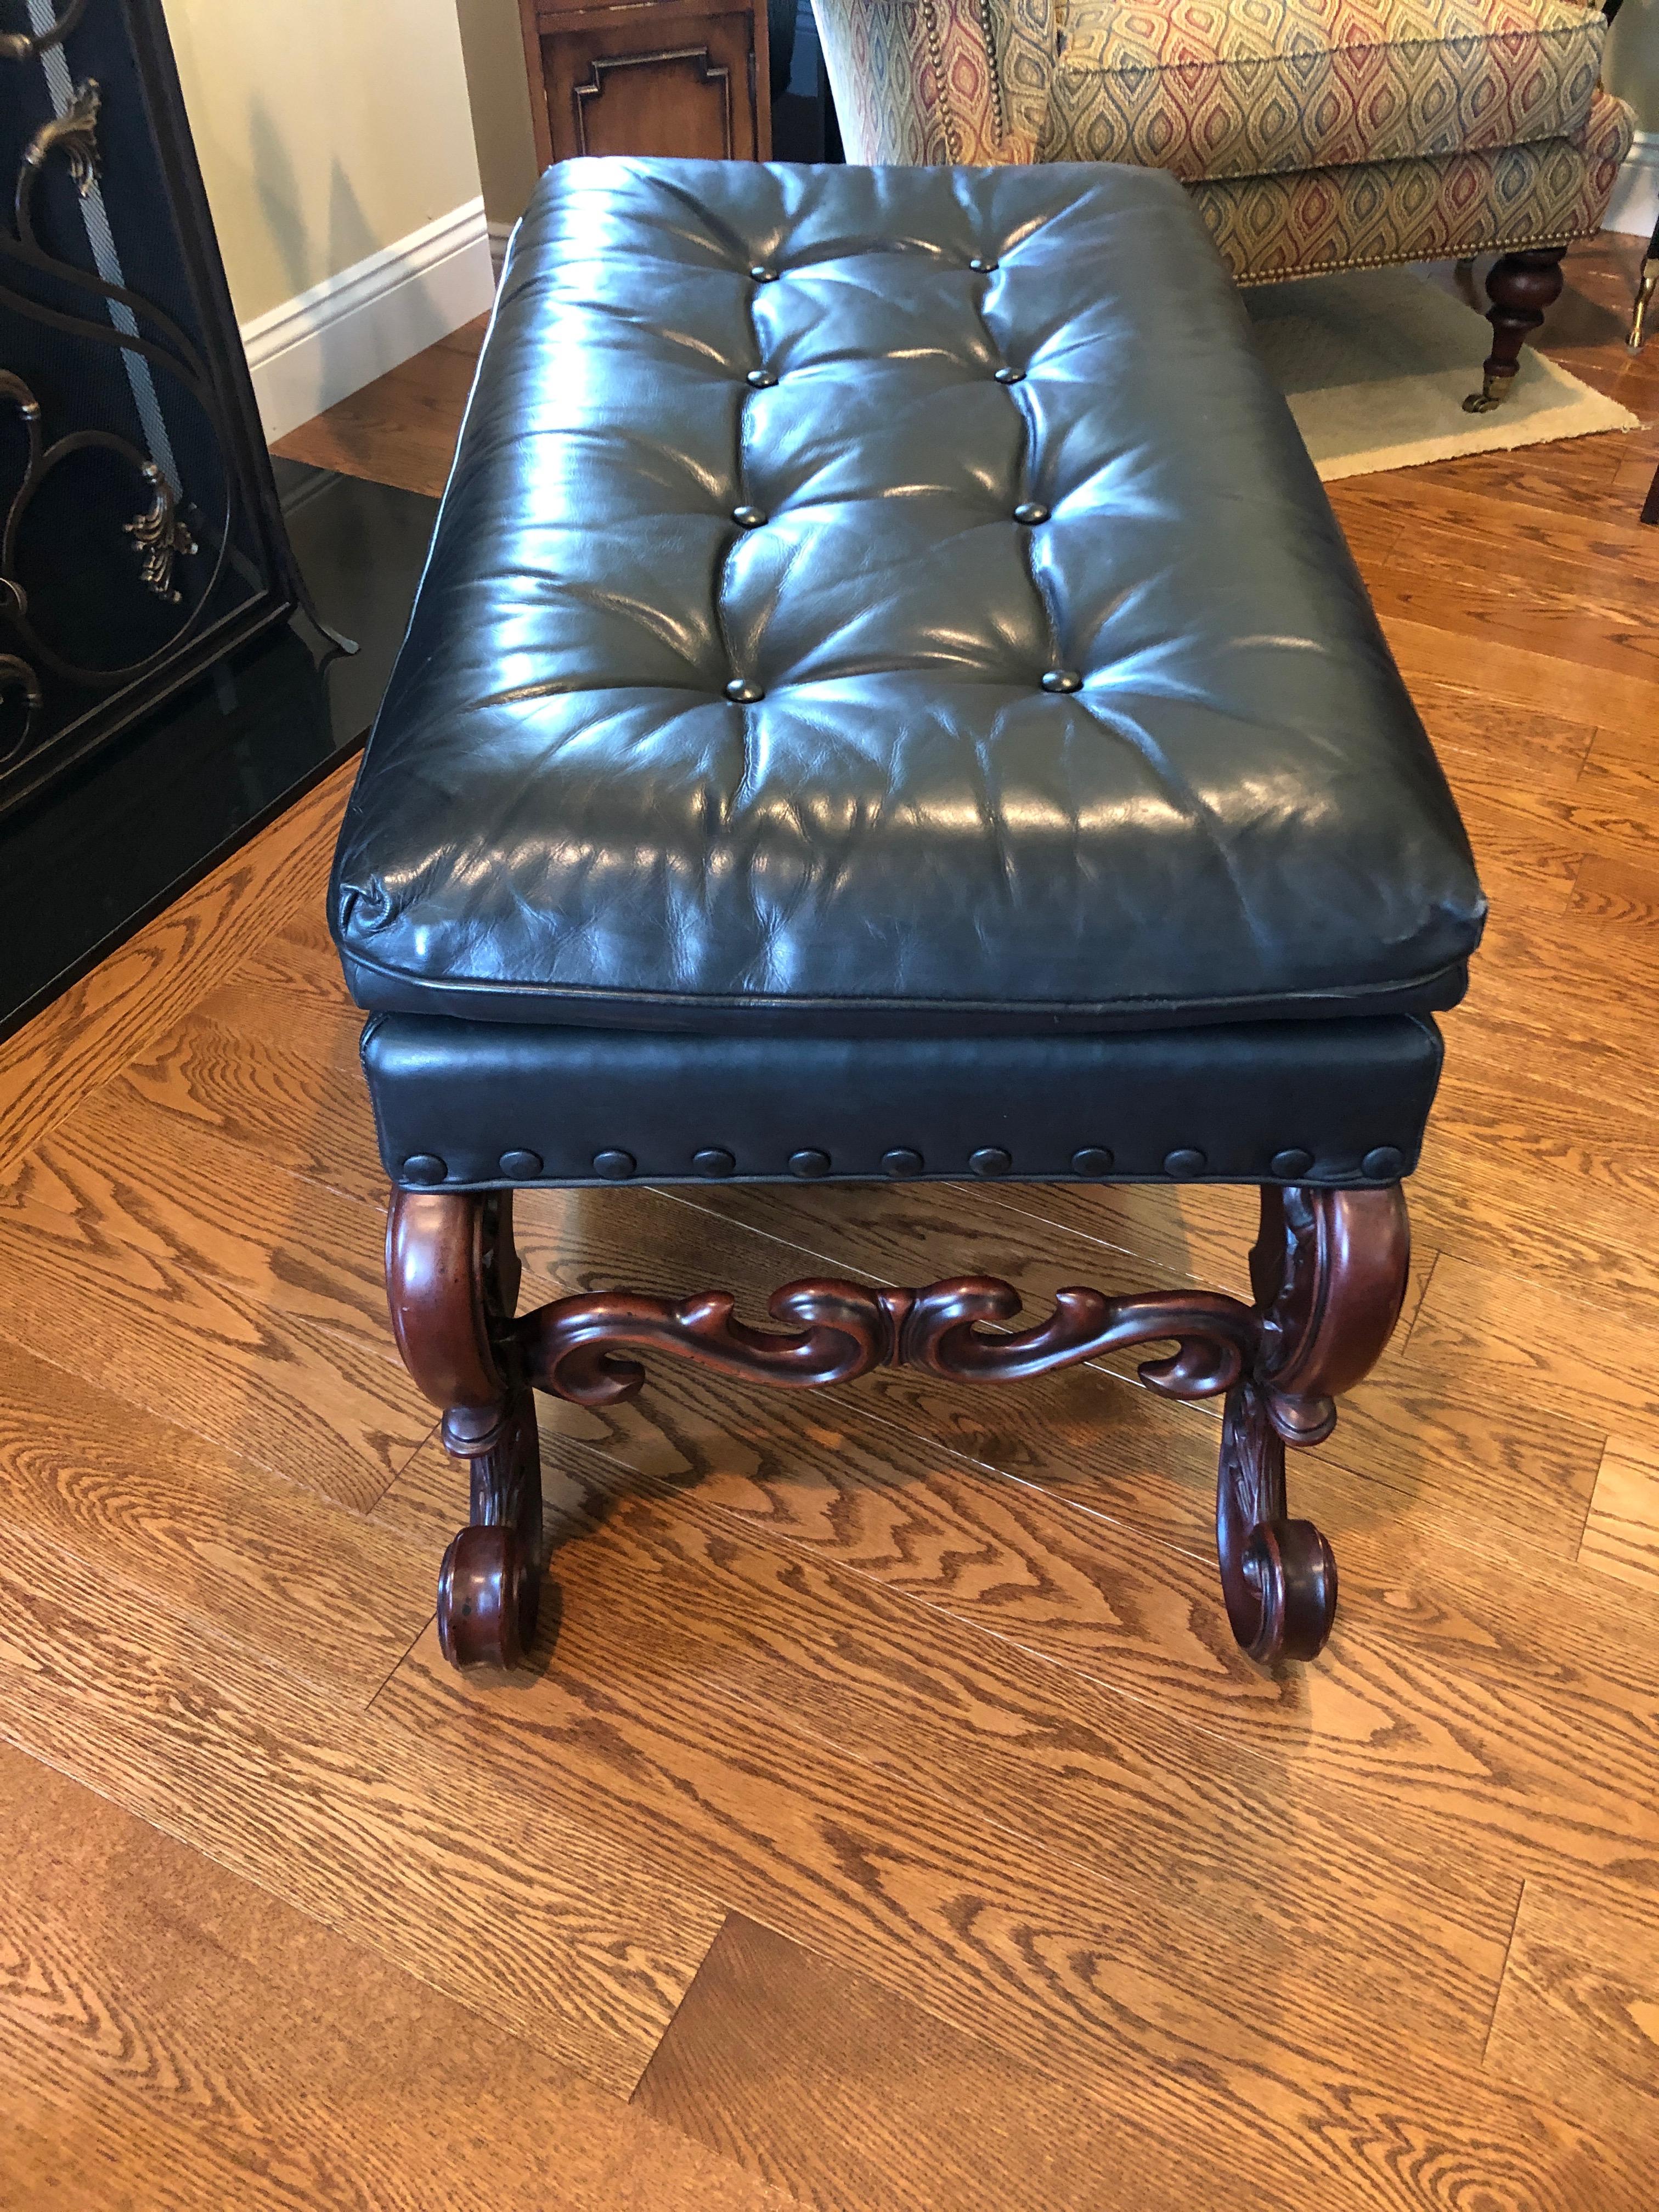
left=0, top=1199, right=428, bottom=1513
left=0, top=1529, right=724, bottom=2095
left=0, top=1330, right=431, bottom=1700
left=374, top=1524, right=1650, bottom=2211
left=108, top=980, right=385, bottom=1209
left=634, top=1912, right=1637, bottom=2212
left=1577, top=1439, right=1659, bottom=1600
left=1567, top=851, right=1659, bottom=927
left=1484, top=1879, right=1659, bottom=2142
left=0, top=1086, right=393, bottom=1362
left=0, top=763, right=351, bottom=1177
left=0, top=1743, right=781, bottom=2212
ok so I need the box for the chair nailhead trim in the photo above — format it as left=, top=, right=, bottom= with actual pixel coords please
left=882, top=1148, right=924, bottom=1177
left=789, top=1148, right=831, bottom=1177
left=1271, top=1148, right=1314, bottom=1178
left=499, top=1149, right=543, bottom=1178
left=1362, top=1146, right=1405, bottom=1178
left=402, top=1153, right=447, bottom=1185
left=1071, top=1147, right=1114, bottom=1176
left=970, top=1147, right=1012, bottom=1177
left=593, top=1149, right=636, bottom=1180
left=693, top=1148, right=736, bottom=1177
left=1164, top=1147, right=1207, bottom=1179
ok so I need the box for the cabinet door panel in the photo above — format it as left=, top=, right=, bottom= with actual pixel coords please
left=539, top=10, right=762, bottom=163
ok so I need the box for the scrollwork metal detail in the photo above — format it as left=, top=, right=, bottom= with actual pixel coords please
left=0, top=0, right=90, bottom=63
left=0, top=647, right=42, bottom=764
left=17, top=79, right=100, bottom=221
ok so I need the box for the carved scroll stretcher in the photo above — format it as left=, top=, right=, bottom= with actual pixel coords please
left=386, top=1182, right=1410, bottom=1672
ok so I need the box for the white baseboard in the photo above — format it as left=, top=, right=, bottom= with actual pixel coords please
left=241, top=198, right=495, bottom=442
left=488, top=219, right=517, bottom=281
left=1606, top=129, right=1659, bottom=242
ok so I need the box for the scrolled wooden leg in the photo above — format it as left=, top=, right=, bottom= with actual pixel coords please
left=1217, top=1183, right=1410, bottom=1666
left=1463, top=246, right=1565, bottom=414
left=386, top=1188, right=544, bottom=1670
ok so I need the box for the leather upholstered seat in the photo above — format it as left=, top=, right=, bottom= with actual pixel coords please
left=330, top=157, right=1484, bottom=1192
left=333, top=160, right=1482, bottom=1039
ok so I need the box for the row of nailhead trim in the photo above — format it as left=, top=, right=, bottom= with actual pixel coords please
left=399, top=1143, right=1408, bottom=1185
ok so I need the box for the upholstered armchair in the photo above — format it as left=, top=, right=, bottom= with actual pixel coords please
left=811, top=0, right=1635, bottom=409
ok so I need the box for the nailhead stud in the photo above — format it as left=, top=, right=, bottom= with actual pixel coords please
left=401, top=1154, right=447, bottom=1186
left=693, top=1148, right=736, bottom=1177
left=592, top=1149, right=636, bottom=1180
left=725, top=678, right=764, bottom=703
left=1164, top=1147, right=1206, bottom=1179
left=969, top=257, right=998, bottom=273
left=789, top=1148, right=831, bottom=1178
left=499, top=1149, right=543, bottom=1179
left=1041, top=669, right=1082, bottom=694
left=995, top=367, right=1025, bottom=384
left=749, top=264, right=778, bottom=281
left=970, top=1147, right=1012, bottom=1177
left=1013, top=501, right=1049, bottom=525
left=1271, top=1148, right=1314, bottom=1179
left=1071, top=1147, right=1114, bottom=1177
left=882, top=1148, right=924, bottom=1178
left=732, top=505, right=767, bottom=528
left=746, top=368, right=777, bottom=387
left=1362, top=1146, right=1405, bottom=1180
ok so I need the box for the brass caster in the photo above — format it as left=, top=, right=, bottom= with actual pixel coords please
left=1630, top=261, right=1656, bottom=355
left=1462, top=376, right=1508, bottom=415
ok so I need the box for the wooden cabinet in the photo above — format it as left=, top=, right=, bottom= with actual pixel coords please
left=519, top=0, right=771, bottom=166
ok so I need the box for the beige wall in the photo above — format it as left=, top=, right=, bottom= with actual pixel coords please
left=1605, top=0, right=1659, bottom=134
left=161, top=0, right=484, bottom=324
left=453, top=0, right=543, bottom=230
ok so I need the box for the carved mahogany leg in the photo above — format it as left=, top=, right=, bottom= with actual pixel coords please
left=1463, top=247, right=1566, bottom=414
left=386, top=1188, right=544, bottom=1668
left=1217, top=1183, right=1410, bottom=1664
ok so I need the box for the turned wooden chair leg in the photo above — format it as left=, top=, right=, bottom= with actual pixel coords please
left=386, top=1188, right=544, bottom=1667
left=1464, top=246, right=1566, bottom=414
left=1217, top=1183, right=1410, bottom=1663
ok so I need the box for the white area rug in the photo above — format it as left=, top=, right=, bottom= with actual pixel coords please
left=1245, top=265, right=1638, bottom=482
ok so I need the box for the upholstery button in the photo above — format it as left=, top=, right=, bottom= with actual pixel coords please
left=1013, top=501, right=1050, bottom=524
left=1271, top=1147, right=1314, bottom=1179
left=725, top=678, right=765, bottom=703
left=789, top=1148, right=831, bottom=1178
left=1362, top=1145, right=1406, bottom=1180
left=1041, top=669, right=1082, bottom=694
left=401, top=1154, right=447, bottom=1186
left=995, top=367, right=1025, bottom=384
left=970, top=1147, right=1012, bottom=1177
left=1071, top=1147, right=1114, bottom=1177
left=746, top=368, right=777, bottom=387
left=592, top=1149, right=636, bottom=1180
left=693, top=1147, right=736, bottom=1178
left=498, top=1149, right=543, bottom=1179
left=882, top=1147, right=924, bottom=1178
left=749, top=264, right=778, bottom=281
left=732, top=505, right=767, bottom=528
left=1164, top=1148, right=1207, bottom=1180
left=969, top=257, right=998, bottom=272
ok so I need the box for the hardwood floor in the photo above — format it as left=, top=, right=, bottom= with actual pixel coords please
left=2, top=239, right=1656, bottom=2207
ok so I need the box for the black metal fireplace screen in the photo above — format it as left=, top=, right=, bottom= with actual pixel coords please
left=1, top=0, right=306, bottom=815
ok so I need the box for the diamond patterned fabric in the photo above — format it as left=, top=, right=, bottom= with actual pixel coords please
left=1041, top=0, right=1606, bottom=180
left=1194, top=83, right=1632, bottom=273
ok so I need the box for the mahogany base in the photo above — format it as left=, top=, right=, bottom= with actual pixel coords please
left=1463, top=246, right=1567, bottom=413
left=386, top=1181, right=1410, bottom=1672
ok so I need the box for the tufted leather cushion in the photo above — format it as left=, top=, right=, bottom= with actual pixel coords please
left=331, top=159, right=1484, bottom=1038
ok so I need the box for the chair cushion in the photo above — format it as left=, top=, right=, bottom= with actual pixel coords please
left=1194, top=85, right=1633, bottom=280
left=331, top=159, right=1484, bottom=1037
left=1040, top=0, right=1606, bottom=181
